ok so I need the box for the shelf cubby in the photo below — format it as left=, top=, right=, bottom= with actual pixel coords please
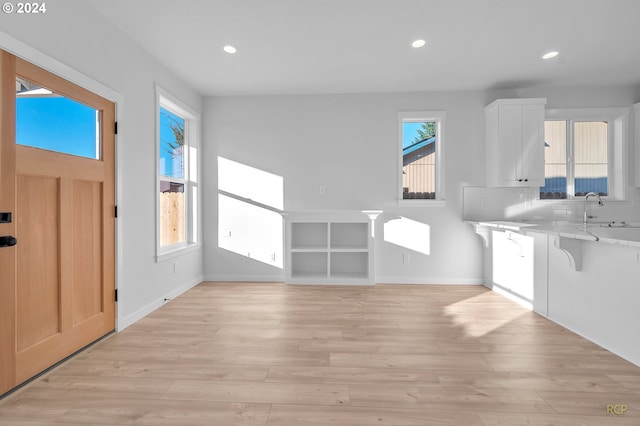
left=291, top=222, right=328, bottom=250
left=291, top=252, right=328, bottom=278
left=330, top=222, right=368, bottom=250
left=330, top=252, right=368, bottom=278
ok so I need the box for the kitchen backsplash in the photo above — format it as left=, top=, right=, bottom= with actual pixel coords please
left=463, top=186, right=640, bottom=223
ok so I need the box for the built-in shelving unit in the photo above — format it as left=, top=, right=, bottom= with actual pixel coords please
left=284, top=211, right=381, bottom=285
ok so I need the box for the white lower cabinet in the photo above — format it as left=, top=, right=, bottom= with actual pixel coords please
left=480, top=227, right=548, bottom=315
left=491, top=230, right=535, bottom=302
left=284, top=211, right=380, bottom=285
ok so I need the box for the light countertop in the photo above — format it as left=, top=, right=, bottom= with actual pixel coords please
left=467, top=220, right=640, bottom=248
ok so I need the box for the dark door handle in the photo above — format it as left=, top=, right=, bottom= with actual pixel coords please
left=0, top=236, right=17, bottom=247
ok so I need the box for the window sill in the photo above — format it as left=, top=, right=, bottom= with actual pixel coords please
left=156, top=243, right=202, bottom=263
left=398, top=199, right=446, bottom=207
left=534, top=197, right=627, bottom=203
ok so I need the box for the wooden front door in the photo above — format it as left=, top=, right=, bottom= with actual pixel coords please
left=0, top=51, right=115, bottom=395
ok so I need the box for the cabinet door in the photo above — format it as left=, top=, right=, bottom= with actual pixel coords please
left=498, top=105, right=523, bottom=185
left=492, top=230, right=534, bottom=302
left=486, top=99, right=546, bottom=188
left=520, top=104, right=545, bottom=186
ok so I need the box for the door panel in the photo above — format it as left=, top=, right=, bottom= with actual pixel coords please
left=0, top=51, right=115, bottom=393
left=72, top=180, right=104, bottom=325
left=498, top=105, right=522, bottom=184
left=16, top=174, right=61, bottom=351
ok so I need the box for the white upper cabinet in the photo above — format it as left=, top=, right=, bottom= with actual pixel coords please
left=635, top=102, right=640, bottom=188
left=485, top=98, right=547, bottom=187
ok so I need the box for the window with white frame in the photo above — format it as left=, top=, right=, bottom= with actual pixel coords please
left=540, top=108, right=628, bottom=200
left=157, top=87, right=199, bottom=258
left=399, top=111, right=445, bottom=202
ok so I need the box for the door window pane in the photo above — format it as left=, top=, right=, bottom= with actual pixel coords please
left=16, top=77, right=100, bottom=160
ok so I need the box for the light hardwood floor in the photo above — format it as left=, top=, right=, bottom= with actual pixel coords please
left=1, top=282, right=639, bottom=425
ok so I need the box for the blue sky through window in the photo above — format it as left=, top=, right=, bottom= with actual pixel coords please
left=403, top=122, right=424, bottom=148
left=16, top=96, right=99, bottom=159
left=159, top=107, right=185, bottom=179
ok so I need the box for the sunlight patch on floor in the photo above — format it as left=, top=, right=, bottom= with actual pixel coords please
left=442, top=292, right=527, bottom=338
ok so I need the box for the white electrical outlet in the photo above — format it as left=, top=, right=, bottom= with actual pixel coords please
left=402, top=253, right=410, bottom=264
left=173, top=261, right=178, bottom=273
left=319, top=185, right=326, bottom=195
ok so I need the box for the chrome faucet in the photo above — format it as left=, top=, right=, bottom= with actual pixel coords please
left=583, top=192, right=604, bottom=226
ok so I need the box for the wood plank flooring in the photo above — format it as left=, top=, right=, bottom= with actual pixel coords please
left=1, top=282, right=639, bottom=425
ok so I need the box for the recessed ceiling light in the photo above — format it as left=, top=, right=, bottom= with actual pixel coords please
left=411, top=39, right=427, bottom=48
left=542, top=51, right=559, bottom=60
left=223, top=45, right=237, bottom=54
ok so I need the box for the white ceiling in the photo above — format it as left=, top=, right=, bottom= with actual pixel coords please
left=88, top=0, right=640, bottom=96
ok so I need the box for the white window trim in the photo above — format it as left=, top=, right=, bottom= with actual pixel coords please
left=155, top=85, right=201, bottom=262
left=398, top=111, right=446, bottom=206
left=544, top=107, right=629, bottom=201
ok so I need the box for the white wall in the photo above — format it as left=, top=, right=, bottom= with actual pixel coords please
left=0, top=1, right=204, bottom=329
left=203, top=91, right=487, bottom=284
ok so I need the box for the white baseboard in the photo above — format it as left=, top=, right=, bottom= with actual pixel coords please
left=545, top=314, right=640, bottom=368
left=116, top=275, right=203, bottom=331
left=487, top=283, right=534, bottom=310
left=203, top=274, right=284, bottom=283
left=376, top=276, right=484, bottom=285
left=203, top=274, right=483, bottom=285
